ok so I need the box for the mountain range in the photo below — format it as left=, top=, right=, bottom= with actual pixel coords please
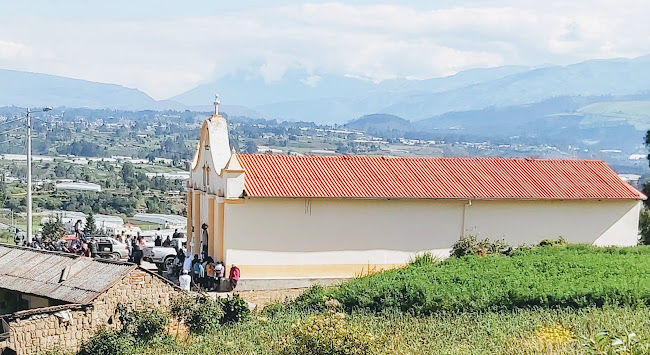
left=3, top=56, right=650, bottom=134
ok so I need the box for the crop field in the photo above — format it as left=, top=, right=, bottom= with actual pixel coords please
left=139, top=306, right=650, bottom=354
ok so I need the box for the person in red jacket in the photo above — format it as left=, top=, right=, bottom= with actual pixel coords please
left=229, top=264, right=241, bottom=290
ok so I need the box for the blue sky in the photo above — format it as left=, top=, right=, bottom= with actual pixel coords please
left=1, top=1, right=649, bottom=99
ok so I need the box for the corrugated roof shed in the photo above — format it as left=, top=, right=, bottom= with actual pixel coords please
left=0, top=245, right=136, bottom=304
left=237, top=154, right=645, bottom=200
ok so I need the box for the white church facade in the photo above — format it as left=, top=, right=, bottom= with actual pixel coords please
left=186, top=102, right=645, bottom=281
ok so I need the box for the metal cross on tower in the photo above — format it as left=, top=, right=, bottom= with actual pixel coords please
left=214, top=94, right=220, bottom=116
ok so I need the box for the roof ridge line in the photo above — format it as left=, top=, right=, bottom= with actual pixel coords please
left=235, top=153, right=605, bottom=163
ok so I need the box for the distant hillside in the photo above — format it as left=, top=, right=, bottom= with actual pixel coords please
left=169, top=66, right=532, bottom=123
left=344, top=114, right=410, bottom=133
left=382, top=56, right=650, bottom=120
left=178, top=56, right=650, bottom=124
left=0, top=69, right=185, bottom=110
left=578, top=101, right=650, bottom=130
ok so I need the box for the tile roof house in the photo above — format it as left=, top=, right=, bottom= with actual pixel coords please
left=186, top=111, right=645, bottom=288
left=0, top=245, right=179, bottom=355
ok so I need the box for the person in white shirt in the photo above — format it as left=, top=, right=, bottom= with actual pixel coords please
left=215, top=262, right=224, bottom=281
left=179, top=270, right=192, bottom=291
left=183, top=254, right=193, bottom=273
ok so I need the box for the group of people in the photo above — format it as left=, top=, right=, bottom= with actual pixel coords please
left=18, top=222, right=101, bottom=257
left=170, top=249, right=240, bottom=292
left=19, top=235, right=67, bottom=253
left=153, top=228, right=184, bottom=247
left=67, top=237, right=99, bottom=257
left=115, top=232, right=147, bottom=265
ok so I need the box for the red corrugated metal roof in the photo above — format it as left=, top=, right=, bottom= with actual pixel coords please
left=236, top=154, right=646, bottom=200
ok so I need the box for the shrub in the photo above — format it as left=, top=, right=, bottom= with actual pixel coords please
left=262, top=299, right=291, bottom=317
left=640, top=207, right=650, bottom=245
left=220, top=294, right=251, bottom=324
left=170, top=293, right=223, bottom=334
left=538, top=237, right=567, bottom=247
left=116, top=304, right=168, bottom=341
left=451, top=235, right=511, bottom=258
left=291, top=284, right=327, bottom=312
left=77, top=328, right=135, bottom=355
left=278, top=311, right=377, bottom=355
left=408, top=252, right=440, bottom=267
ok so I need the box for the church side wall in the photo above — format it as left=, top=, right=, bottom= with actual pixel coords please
left=223, top=198, right=640, bottom=279
left=224, top=198, right=465, bottom=278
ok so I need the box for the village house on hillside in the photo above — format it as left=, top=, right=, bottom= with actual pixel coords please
left=186, top=100, right=645, bottom=288
left=0, top=244, right=179, bottom=355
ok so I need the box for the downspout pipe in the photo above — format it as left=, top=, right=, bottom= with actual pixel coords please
left=462, top=199, right=472, bottom=237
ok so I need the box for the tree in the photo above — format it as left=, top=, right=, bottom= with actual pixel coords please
left=84, top=212, right=96, bottom=236
left=640, top=208, right=650, bottom=245
left=121, top=162, right=135, bottom=181
left=640, top=131, right=650, bottom=244
left=41, top=215, right=65, bottom=243
left=245, top=141, right=258, bottom=154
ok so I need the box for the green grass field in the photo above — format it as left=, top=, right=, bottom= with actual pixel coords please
left=302, top=245, right=650, bottom=315
left=578, top=100, right=650, bottom=130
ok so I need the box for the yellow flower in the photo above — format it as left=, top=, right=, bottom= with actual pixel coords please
left=532, top=325, right=574, bottom=346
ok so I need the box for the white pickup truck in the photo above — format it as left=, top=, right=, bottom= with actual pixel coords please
left=142, top=237, right=187, bottom=271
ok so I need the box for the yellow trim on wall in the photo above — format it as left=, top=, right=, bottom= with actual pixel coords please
left=192, top=192, right=201, bottom=255
left=208, top=196, right=216, bottom=259
left=237, top=263, right=405, bottom=278
left=217, top=201, right=225, bottom=262
left=186, top=190, right=193, bottom=246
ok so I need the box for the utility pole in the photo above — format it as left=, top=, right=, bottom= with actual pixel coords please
left=26, top=107, right=51, bottom=244
left=26, top=108, right=32, bottom=244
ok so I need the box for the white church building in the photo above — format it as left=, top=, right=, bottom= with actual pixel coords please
left=186, top=100, right=645, bottom=282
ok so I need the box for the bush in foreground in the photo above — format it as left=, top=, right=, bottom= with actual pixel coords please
left=278, top=311, right=377, bottom=355
left=116, top=304, right=168, bottom=342
left=171, top=293, right=224, bottom=334
left=78, top=305, right=171, bottom=355
left=220, top=294, right=251, bottom=324
left=451, top=235, right=511, bottom=257
left=78, top=328, right=135, bottom=355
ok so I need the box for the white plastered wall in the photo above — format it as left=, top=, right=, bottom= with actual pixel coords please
left=464, top=199, right=641, bottom=247
left=222, top=197, right=641, bottom=278
left=224, top=198, right=464, bottom=277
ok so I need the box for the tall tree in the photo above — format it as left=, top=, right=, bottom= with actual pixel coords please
left=121, top=161, right=135, bottom=181
left=84, top=212, right=96, bottom=236
left=641, top=131, right=650, bottom=245
left=41, top=216, right=65, bottom=243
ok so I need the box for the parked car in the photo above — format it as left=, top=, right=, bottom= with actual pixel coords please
left=143, top=237, right=186, bottom=271
left=85, top=236, right=130, bottom=260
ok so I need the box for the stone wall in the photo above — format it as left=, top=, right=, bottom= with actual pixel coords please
left=0, top=305, right=93, bottom=355
left=0, top=268, right=180, bottom=355
left=91, top=269, right=178, bottom=328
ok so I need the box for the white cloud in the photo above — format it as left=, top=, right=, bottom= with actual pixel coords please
left=300, top=75, right=322, bottom=87
left=1, top=1, right=650, bottom=99
left=0, top=40, right=30, bottom=60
